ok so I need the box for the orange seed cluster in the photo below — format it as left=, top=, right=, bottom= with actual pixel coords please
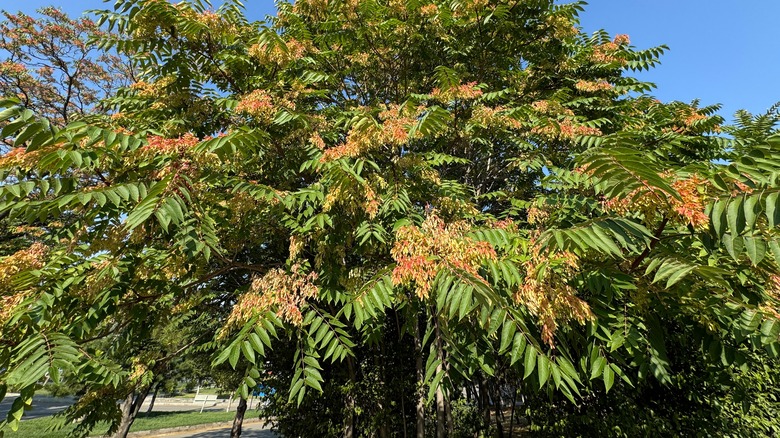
left=0, top=243, right=48, bottom=322
left=391, top=214, right=497, bottom=299
left=225, top=264, right=319, bottom=329
left=515, top=241, right=593, bottom=346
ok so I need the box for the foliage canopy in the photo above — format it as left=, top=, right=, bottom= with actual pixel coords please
left=0, top=0, right=779, bottom=436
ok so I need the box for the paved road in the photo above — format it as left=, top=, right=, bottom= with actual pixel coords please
left=0, top=394, right=262, bottom=420
left=152, top=422, right=276, bottom=437
left=0, top=396, right=75, bottom=419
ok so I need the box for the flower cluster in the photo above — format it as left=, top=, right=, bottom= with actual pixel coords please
left=668, top=108, right=711, bottom=134
left=0, top=60, right=27, bottom=76
left=419, top=4, right=439, bottom=17
left=545, top=13, right=578, bottom=39
left=515, top=241, right=593, bottom=346
left=225, top=264, right=319, bottom=329
left=0, top=147, right=35, bottom=169
left=531, top=119, right=602, bottom=140
left=526, top=206, right=550, bottom=225
left=574, top=80, right=613, bottom=93
left=235, top=89, right=276, bottom=121
left=248, top=38, right=308, bottom=65
left=321, top=122, right=382, bottom=162
left=309, top=132, right=327, bottom=150
left=669, top=174, right=710, bottom=229
left=196, top=10, right=221, bottom=28
left=141, top=133, right=199, bottom=156
left=601, top=186, right=659, bottom=218
left=531, top=100, right=553, bottom=113
left=613, top=34, right=630, bottom=45
left=378, top=104, right=419, bottom=145
left=321, top=105, right=418, bottom=162
left=469, top=105, right=523, bottom=130
left=391, top=213, right=497, bottom=299
left=0, top=243, right=48, bottom=322
left=431, top=81, right=483, bottom=101
left=590, top=41, right=624, bottom=65
left=601, top=173, right=710, bottom=229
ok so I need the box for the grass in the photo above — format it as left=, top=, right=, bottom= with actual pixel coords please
left=5, top=411, right=237, bottom=438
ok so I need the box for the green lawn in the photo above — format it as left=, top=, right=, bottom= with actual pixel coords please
left=5, top=411, right=237, bottom=438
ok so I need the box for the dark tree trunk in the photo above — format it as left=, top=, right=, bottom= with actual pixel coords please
left=230, top=397, right=248, bottom=438
left=415, top=316, right=425, bottom=438
left=494, top=382, right=504, bottom=438
left=433, top=316, right=447, bottom=438
left=508, top=385, right=517, bottom=438
left=378, top=343, right=390, bottom=438
left=435, top=384, right=446, bottom=438
left=113, top=385, right=151, bottom=438
left=478, top=378, right=490, bottom=426
left=444, top=364, right=453, bottom=437
left=400, top=384, right=408, bottom=438
left=146, top=384, right=160, bottom=414
left=344, top=356, right=357, bottom=438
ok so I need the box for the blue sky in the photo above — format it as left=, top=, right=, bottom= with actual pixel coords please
left=4, top=0, right=778, bottom=122
left=579, top=1, right=780, bottom=121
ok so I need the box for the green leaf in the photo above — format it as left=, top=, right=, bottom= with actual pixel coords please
left=766, top=192, right=779, bottom=228
left=289, top=379, right=304, bottom=404
left=590, top=356, right=606, bottom=380
left=727, top=196, right=746, bottom=235
left=743, top=235, right=766, bottom=266
left=770, top=240, right=780, bottom=262
left=744, top=194, right=761, bottom=231
left=510, top=335, right=527, bottom=366
left=537, top=355, right=551, bottom=388
left=499, top=322, right=516, bottom=354
left=523, top=347, right=537, bottom=379
left=603, top=363, right=615, bottom=392
left=248, top=333, right=266, bottom=357
left=710, top=198, right=728, bottom=237
left=723, top=234, right=744, bottom=260
left=426, top=370, right=446, bottom=403
left=228, top=343, right=240, bottom=369
left=241, top=340, right=256, bottom=364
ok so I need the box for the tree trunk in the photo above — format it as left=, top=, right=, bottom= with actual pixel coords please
left=230, top=397, right=247, bottom=438
left=443, top=361, right=453, bottom=437
left=400, top=383, right=408, bottom=438
left=146, top=384, right=160, bottom=414
left=227, top=391, right=234, bottom=412
left=344, top=356, right=357, bottom=438
left=113, top=385, right=151, bottom=438
left=435, top=383, right=446, bottom=438
left=433, top=316, right=447, bottom=438
left=378, top=342, right=390, bottom=438
left=414, top=316, right=425, bottom=438
left=508, top=385, right=518, bottom=438
left=493, top=382, right=504, bottom=438
left=478, top=378, right=490, bottom=427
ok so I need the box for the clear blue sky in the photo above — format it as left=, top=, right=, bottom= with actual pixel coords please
left=579, top=1, right=780, bottom=121
left=4, top=0, right=779, bottom=121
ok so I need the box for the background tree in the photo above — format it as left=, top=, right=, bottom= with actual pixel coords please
left=0, top=7, right=132, bottom=131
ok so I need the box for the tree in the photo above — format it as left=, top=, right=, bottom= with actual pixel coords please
left=1, top=1, right=779, bottom=437
left=0, top=7, right=132, bottom=130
